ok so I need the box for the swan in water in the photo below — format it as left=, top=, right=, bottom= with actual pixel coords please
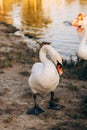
left=77, top=23, right=87, bottom=60
left=27, top=45, right=63, bottom=115
left=72, top=13, right=85, bottom=27
left=72, top=13, right=87, bottom=32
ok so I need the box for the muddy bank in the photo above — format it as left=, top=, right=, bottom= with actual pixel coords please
left=0, top=23, right=87, bottom=130
left=0, top=22, right=39, bottom=69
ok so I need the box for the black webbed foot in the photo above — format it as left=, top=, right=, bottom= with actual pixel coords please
left=47, top=102, right=64, bottom=110
left=27, top=105, right=45, bottom=115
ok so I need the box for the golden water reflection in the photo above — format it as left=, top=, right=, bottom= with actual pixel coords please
left=21, top=0, right=52, bottom=29
left=0, top=0, right=52, bottom=28
left=0, top=0, right=87, bottom=60
left=0, top=0, right=86, bottom=29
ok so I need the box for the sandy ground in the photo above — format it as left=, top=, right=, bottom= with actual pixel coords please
left=0, top=22, right=87, bottom=130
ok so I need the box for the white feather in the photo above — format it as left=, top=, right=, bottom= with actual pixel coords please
left=77, top=23, right=87, bottom=60
left=28, top=45, right=62, bottom=94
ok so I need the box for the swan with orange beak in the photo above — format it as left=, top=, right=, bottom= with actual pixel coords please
left=27, top=45, right=64, bottom=115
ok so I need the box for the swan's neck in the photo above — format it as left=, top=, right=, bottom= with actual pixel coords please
left=81, top=28, right=87, bottom=45
left=39, top=45, right=62, bottom=67
left=39, top=46, right=52, bottom=64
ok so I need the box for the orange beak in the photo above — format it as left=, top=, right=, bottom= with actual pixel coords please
left=57, top=65, right=63, bottom=76
left=77, top=26, right=83, bottom=32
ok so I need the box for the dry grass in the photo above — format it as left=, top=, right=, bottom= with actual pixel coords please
left=0, top=22, right=87, bottom=130
left=63, top=58, right=87, bottom=80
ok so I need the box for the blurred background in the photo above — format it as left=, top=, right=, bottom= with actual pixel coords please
left=0, top=0, right=87, bottom=60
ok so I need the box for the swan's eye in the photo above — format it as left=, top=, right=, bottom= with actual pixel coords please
left=46, top=54, right=51, bottom=60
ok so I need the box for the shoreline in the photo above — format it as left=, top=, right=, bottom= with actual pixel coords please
left=0, top=22, right=39, bottom=69
left=0, top=22, right=87, bottom=130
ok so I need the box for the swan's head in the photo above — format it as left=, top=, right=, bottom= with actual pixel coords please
left=51, top=52, right=63, bottom=76
left=46, top=45, right=63, bottom=76
left=77, top=13, right=84, bottom=20
left=40, top=45, right=63, bottom=76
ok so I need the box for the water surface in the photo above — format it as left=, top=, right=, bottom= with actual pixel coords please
left=0, top=0, right=87, bottom=60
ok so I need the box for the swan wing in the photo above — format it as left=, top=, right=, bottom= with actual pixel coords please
left=29, top=62, right=59, bottom=94
left=31, top=62, right=43, bottom=74
left=28, top=45, right=62, bottom=94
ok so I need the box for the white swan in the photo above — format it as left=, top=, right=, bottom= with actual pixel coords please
left=77, top=23, right=87, bottom=60
left=27, top=45, right=63, bottom=115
